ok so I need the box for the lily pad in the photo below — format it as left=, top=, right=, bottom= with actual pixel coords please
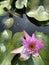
left=12, top=32, right=24, bottom=48
left=26, top=0, right=49, bottom=20
left=27, top=5, right=49, bottom=21
left=0, top=0, right=11, bottom=16
left=15, top=0, right=28, bottom=9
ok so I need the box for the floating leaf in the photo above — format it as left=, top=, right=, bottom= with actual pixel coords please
left=32, top=55, right=45, bottom=65
left=12, top=32, right=24, bottom=48
left=26, top=0, right=49, bottom=26
left=27, top=0, right=39, bottom=11
left=2, top=17, right=14, bottom=28
left=0, top=0, right=11, bottom=16
left=15, top=0, right=28, bottom=9
left=27, top=5, right=49, bottom=21
left=0, top=7, right=6, bottom=16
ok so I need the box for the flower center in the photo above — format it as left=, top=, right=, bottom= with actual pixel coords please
left=28, top=42, right=35, bottom=50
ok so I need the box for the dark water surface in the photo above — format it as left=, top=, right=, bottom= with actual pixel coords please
left=0, top=14, right=49, bottom=35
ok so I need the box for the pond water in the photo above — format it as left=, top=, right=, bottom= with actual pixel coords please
left=0, top=14, right=49, bottom=35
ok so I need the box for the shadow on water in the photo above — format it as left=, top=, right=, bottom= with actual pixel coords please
left=11, top=54, right=34, bottom=65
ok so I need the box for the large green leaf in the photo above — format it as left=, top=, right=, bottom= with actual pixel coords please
left=32, top=55, right=45, bottom=65
left=27, top=6, right=49, bottom=21
left=35, top=32, right=49, bottom=65
left=26, top=0, right=49, bottom=24
left=12, top=32, right=24, bottom=48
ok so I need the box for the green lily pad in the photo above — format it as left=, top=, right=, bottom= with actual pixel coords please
left=15, top=0, right=28, bottom=9
left=12, top=32, right=24, bottom=48
left=26, top=0, right=49, bottom=26
left=27, top=5, right=49, bottom=21
left=32, top=55, right=45, bottom=65
left=26, top=5, right=49, bottom=26
left=0, top=0, right=11, bottom=16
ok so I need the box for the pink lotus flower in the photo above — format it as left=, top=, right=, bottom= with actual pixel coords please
left=11, top=30, right=44, bottom=59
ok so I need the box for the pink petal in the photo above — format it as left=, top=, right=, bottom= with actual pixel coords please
left=20, top=53, right=27, bottom=58
left=20, top=53, right=30, bottom=60
left=33, top=51, right=39, bottom=57
left=36, top=39, right=44, bottom=50
left=23, top=30, right=30, bottom=40
left=32, top=34, right=36, bottom=40
left=11, top=46, right=24, bottom=54
left=20, top=37, right=25, bottom=42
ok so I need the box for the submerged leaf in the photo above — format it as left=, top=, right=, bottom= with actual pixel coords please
left=2, top=17, right=14, bottom=28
